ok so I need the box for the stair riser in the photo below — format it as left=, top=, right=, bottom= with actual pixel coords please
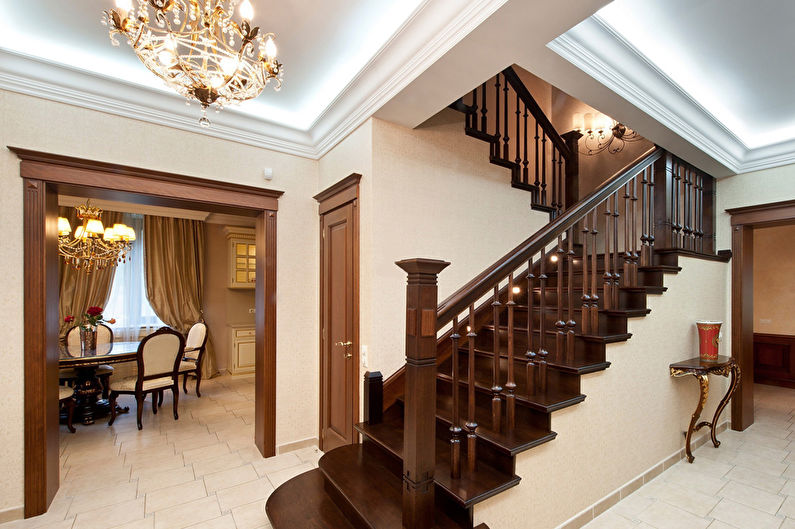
left=525, top=288, right=648, bottom=312
left=498, top=309, right=628, bottom=335
left=473, top=329, right=607, bottom=365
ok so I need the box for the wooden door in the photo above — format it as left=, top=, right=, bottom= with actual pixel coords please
left=317, top=176, right=360, bottom=452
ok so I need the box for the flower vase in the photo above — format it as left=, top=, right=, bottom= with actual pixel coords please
left=80, top=326, right=97, bottom=354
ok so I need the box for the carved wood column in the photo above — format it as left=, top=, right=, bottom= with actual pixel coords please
left=396, top=258, right=449, bottom=529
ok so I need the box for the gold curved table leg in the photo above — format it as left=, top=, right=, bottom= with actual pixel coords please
left=709, top=363, right=741, bottom=448
left=685, top=374, right=709, bottom=463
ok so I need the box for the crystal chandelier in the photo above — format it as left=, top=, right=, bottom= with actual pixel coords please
left=57, top=204, right=136, bottom=274
left=103, top=0, right=283, bottom=127
left=572, top=112, right=642, bottom=156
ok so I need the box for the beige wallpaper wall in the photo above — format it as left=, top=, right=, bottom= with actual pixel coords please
left=753, top=224, right=795, bottom=335
left=0, top=89, right=319, bottom=513
left=475, top=258, right=731, bottom=529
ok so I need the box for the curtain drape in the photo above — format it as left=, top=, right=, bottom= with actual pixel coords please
left=58, top=207, right=124, bottom=338
left=144, top=215, right=216, bottom=377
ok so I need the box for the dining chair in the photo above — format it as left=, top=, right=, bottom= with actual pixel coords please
left=107, top=327, right=185, bottom=430
left=178, top=321, right=209, bottom=397
left=64, top=324, right=115, bottom=398
left=59, top=385, right=76, bottom=433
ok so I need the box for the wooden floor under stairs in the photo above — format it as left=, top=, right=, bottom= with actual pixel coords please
left=266, top=249, right=722, bottom=528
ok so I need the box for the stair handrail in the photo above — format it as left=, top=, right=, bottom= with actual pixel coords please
left=501, top=66, right=572, bottom=161
left=436, top=146, right=662, bottom=330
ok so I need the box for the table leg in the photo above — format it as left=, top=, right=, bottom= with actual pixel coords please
left=709, top=363, right=741, bottom=448
left=685, top=373, right=709, bottom=463
left=73, top=367, right=101, bottom=425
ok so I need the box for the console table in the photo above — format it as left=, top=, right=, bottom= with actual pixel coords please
left=669, top=355, right=741, bottom=463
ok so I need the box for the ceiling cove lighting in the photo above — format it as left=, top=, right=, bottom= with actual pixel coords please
left=58, top=204, right=135, bottom=273
left=103, top=0, right=283, bottom=127
left=572, top=112, right=642, bottom=156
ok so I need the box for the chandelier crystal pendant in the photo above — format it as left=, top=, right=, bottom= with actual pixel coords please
left=103, top=0, right=283, bottom=127
left=58, top=204, right=136, bottom=274
left=572, top=112, right=642, bottom=156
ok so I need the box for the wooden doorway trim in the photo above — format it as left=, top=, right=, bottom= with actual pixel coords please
left=727, top=199, right=795, bottom=431
left=10, top=147, right=283, bottom=517
left=314, top=174, right=361, bottom=451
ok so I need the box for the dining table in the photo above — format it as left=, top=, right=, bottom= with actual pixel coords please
left=59, top=341, right=140, bottom=425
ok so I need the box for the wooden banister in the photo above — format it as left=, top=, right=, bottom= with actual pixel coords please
left=436, top=146, right=662, bottom=329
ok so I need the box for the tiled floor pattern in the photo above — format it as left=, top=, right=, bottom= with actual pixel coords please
left=1, top=374, right=320, bottom=529
left=584, top=384, right=795, bottom=529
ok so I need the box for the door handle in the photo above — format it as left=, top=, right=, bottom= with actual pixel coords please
left=335, top=341, right=353, bottom=347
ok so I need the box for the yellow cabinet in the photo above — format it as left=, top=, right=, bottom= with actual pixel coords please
left=230, top=325, right=256, bottom=374
left=224, top=227, right=256, bottom=289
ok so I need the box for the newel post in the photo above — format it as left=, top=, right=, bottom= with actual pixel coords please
left=562, top=130, right=583, bottom=210
left=396, top=258, right=450, bottom=529
left=653, top=152, right=675, bottom=249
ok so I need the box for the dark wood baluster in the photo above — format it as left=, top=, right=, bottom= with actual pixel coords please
left=480, top=82, right=487, bottom=134
left=525, top=258, right=536, bottom=395
left=465, top=304, right=477, bottom=472
left=558, top=155, right=564, bottom=214
left=555, top=236, right=566, bottom=363
left=612, top=193, right=620, bottom=305
left=466, top=87, right=475, bottom=130
left=603, top=200, right=613, bottom=310
left=449, top=317, right=462, bottom=479
left=551, top=149, right=558, bottom=213
left=523, top=103, right=529, bottom=184
left=640, top=168, right=650, bottom=266
left=581, top=218, right=591, bottom=335
left=684, top=166, right=693, bottom=250
left=695, top=172, right=703, bottom=253
left=537, top=248, right=548, bottom=393
left=589, top=210, right=599, bottom=332
left=648, top=163, right=656, bottom=261
left=623, top=182, right=632, bottom=285
left=673, top=161, right=682, bottom=249
left=541, top=130, right=548, bottom=207
left=630, top=175, right=639, bottom=284
left=515, top=92, right=521, bottom=167
left=566, top=228, right=576, bottom=364
left=534, top=122, right=540, bottom=190
left=490, top=285, right=502, bottom=433
left=505, top=273, right=517, bottom=431
left=503, top=79, right=510, bottom=160
left=494, top=74, right=501, bottom=159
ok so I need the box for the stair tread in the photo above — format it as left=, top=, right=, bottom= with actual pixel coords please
left=319, top=443, right=465, bottom=528
left=355, top=407, right=521, bottom=507
left=547, top=358, right=611, bottom=374
left=465, top=343, right=614, bottom=374
left=483, top=324, right=634, bottom=341
left=266, top=468, right=357, bottom=529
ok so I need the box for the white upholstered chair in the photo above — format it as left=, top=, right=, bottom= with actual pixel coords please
left=178, top=321, right=209, bottom=397
left=63, top=324, right=115, bottom=397
left=108, top=327, right=185, bottom=430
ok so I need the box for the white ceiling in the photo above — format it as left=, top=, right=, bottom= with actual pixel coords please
left=596, top=0, right=795, bottom=150
left=0, top=0, right=423, bottom=130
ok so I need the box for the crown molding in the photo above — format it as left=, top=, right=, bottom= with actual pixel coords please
left=0, top=0, right=507, bottom=162
left=548, top=15, right=795, bottom=176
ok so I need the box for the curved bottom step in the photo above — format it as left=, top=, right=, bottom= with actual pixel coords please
left=265, top=468, right=356, bottom=529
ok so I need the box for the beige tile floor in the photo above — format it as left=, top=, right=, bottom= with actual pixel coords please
left=1, top=374, right=320, bottom=529
left=584, top=383, right=795, bottom=529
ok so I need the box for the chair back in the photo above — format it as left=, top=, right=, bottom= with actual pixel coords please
left=185, top=321, right=208, bottom=362
left=97, top=323, right=114, bottom=349
left=65, top=326, right=80, bottom=348
left=136, top=327, right=185, bottom=381
left=65, top=323, right=115, bottom=352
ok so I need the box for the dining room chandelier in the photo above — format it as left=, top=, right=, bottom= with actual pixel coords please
left=103, top=0, right=283, bottom=127
left=57, top=204, right=136, bottom=274
left=572, top=112, right=642, bottom=156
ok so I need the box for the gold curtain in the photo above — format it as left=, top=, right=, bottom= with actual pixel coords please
left=144, top=215, right=216, bottom=377
left=58, top=207, right=124, bottom=338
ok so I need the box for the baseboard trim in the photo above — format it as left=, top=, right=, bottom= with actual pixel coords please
left=555, top=421, right=729, bottom=529
left=276, top=437, right=318, bottom=455
left=0, top=505, right=24, bottom=523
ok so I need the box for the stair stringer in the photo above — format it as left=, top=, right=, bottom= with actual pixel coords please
left=472, top=257, right=731, bottom=529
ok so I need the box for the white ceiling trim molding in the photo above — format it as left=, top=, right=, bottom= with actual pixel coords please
left=548, top=16, right=795, bottom=175
left=0, top=0, right=509, bottom=161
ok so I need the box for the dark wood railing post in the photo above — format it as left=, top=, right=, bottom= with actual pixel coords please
left=363, top=371, right=383, bottom=425
left=396, top=258, right=450, bottom=529
left=702, top=174, right=716, bottom=254
left=653, top=152, right=674, bottom=250
left=561, top=131, right=582, bottom=210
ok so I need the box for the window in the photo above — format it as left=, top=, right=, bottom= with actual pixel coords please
left=104, top=213, right=164, bottom=341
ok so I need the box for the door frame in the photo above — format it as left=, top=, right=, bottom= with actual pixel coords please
left=727, top=199, right=795, bottom=431
left=10, top=147, right=282, bottom=517
left=314, top=173, right=361, bottom=451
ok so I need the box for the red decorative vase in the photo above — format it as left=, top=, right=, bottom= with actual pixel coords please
left=696, top=321, right=721, bottom=362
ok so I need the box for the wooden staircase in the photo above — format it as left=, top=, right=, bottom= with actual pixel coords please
left=267, top=74, right=726, bottom=527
